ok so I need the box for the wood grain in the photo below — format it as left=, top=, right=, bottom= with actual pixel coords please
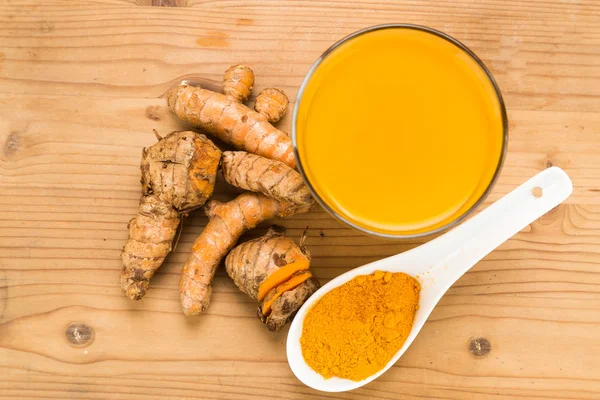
left=1, top=0, right=599, bottom=399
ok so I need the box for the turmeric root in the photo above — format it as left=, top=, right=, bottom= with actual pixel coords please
left=261, top=270, right=313, bottom=315
left=121, top=196, right=179, bottom=300
left=259, top=278, right=320, bottom=332
left=166, top=65, right=296, bottom=169
left=120, top=131, right=221, bottom=300
left=225, top=226, right=310, bottom=300
left=179, top=193, right=311, bottom=315
left=223, top=64, right=254, bottom=103
left=255, top=87, right=289, bottom=123
left=225, top=226, right=319, bottom=331
left=222, top=151, right=314, bottom=206
left=256, top=259, right=309, bottom=301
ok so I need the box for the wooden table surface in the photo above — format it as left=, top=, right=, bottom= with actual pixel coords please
left=1, top=0, right=599, bottom=399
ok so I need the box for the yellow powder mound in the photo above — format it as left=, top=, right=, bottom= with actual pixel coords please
left=300, top=270, right=420, bottom=381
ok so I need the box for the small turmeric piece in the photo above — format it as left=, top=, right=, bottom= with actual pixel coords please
left=120, top=131, right=221, bottom=300
left=226, top=226, right=311, bottom=301
left=259, top=277, right=320, bottom=332
left=301, top=271, right=420, bottom=381
left=167, top=65, right=296, bottom=169
left=223, top=64, right=254, bottom=103
left=222, top=151, right=314, bottom=206
left=256, top=258, right=310, bottom=301
left=226, top=226, right=319, bottom=331
left=261, top=270, right=313, bottom=315
left=255, top=87, right=289, bottom=123
left=179, top=193, right=312, bottom=316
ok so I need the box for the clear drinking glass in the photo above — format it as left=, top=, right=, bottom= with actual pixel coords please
left=291, top=24, right=509, bottom=239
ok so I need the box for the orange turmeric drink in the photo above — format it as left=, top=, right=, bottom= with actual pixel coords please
left=294, top=25, right=506, bottom=237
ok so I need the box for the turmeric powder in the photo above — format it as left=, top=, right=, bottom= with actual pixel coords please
left=300, top=270, right=420, bottom=381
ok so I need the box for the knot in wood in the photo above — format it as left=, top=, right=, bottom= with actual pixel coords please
left=65, top=322, right=95, bottom=348
left=469, top=337, right=491, bottom=358
left=3, top=132, right=20, bottom=158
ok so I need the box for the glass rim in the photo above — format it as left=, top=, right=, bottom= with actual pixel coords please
left=291, top=23, right=509, bottom=240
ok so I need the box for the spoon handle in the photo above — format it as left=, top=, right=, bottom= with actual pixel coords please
left=421, top=167, right=573, bottom=292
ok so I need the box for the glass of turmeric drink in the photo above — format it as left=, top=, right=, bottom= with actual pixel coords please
left=293, top=24, right=508, bottom=238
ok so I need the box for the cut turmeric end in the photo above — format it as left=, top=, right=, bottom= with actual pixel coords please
left=261, top=271, right=312, bottom=315
left=257, top=258, right=310, bottom=301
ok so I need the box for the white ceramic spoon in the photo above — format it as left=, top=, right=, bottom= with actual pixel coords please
left=287, top=166, right=573, bottom=392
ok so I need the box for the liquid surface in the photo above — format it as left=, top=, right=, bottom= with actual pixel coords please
left=296, top=27, right=504, bottom=235
left=301, top=271, right=420, bottom=381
